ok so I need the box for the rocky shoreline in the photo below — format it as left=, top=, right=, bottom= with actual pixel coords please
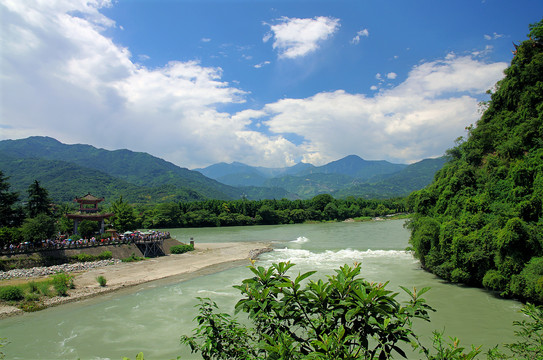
left=0, top=259, right=122, bottom=280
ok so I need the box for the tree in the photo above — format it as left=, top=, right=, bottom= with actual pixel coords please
left=21, top=213, right=56, bottom=243
left=78, top=220, right=99, bottom=238
left=26, top=180, right=52, bottom=217
left=181, top=262, right=477, bottom=360
left=0, top=170, right=24, bottom=227
left=109, top=196, right=137, bottom=232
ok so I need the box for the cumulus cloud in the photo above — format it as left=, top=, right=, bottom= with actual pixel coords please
left=263, top=16, right=340, bottom=59
left=386, top=72, right=397, bottom=79
left=0, top=1, right=508, bottom=169
left=0, top=0, right=294, bottom=168
left=351, top=28, right=369, bottom=44
left=251, top=54, right=507, bottom=165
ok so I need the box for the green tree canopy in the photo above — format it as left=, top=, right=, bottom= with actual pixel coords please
left=108, top=196, right=137, bottom=232
left=21, top=213, right=56, bottom=243
left=26, top=180, right=52, bottom=218
left=407, top=19, right=543, bottom=303
left=0, top=170, right=24, bottom=227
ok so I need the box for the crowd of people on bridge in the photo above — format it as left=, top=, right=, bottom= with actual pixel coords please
left=2, top=230, right=171, bottom=254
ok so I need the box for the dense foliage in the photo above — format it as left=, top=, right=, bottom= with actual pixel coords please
left=135, top=195, right=406, bottom=229
left=0, top=170, right=24, bottom=227
left=407, top=20, right=543, bottom=303
left=181, top=262, right=448, bottom=360
left=177, top=262, right=543, bottom=359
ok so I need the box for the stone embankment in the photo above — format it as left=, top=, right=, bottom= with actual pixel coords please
left=249, top=247, right=273, bottom=260
left=0, top=259, right=122, bottom=280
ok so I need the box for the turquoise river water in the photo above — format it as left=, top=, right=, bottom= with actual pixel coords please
left=0, top=220, right=523, bottom=359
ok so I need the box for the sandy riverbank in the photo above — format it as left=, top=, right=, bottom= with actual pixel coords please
left=0, top=242, right=272, bottom=318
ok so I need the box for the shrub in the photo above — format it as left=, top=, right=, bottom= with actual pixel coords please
left=27, top=281, right=39, bottom=293
left=170, top=244, right=194, bottom=254
left=181, top=262, right=444, bottom=360
left=71, top=253, right=96, bottom=262
left=483, top=270, right=508, bottom=291
left=97, top=251, right=112, bottom=260
left=50, top=272, right=74, bottom=296
left=122, top=253, right=145, bottom=262
left=24, top=292, right=40, bottom=302
left=96, top=275, right=107, bottom=287
left=54, top=283, right=68, bottom=296
left=0, top=285, right=24, bottom=301
left=38, top=282, right=52, bottom=297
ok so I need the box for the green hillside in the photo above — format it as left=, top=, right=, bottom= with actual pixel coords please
left=0, top=152, right=207, bottom=204
left=0, top=136, right=240, bottom=201
left=407, top=20, right=543, bottom=303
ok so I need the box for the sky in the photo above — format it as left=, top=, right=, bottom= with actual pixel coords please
left=1, top=1, right=542, bottom=169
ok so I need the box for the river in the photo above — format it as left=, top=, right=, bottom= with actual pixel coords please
left=0, top=220, right=522, bottom=359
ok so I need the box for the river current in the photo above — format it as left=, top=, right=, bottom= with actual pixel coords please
left=0, top=220, right=523, bottom=359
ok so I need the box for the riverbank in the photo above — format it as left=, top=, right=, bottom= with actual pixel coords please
left=0, top=241, right=272, bottom=318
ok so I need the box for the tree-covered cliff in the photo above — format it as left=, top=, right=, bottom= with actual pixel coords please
left=407, top=20, right=543, bottom=303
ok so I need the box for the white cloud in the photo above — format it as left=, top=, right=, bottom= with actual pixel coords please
left=0, top=1, right=509, bottom=169
left=351, top=28, right=369, bottom=44
left=254, top=61, right=271, bottom=69
left=201, top=37, right=211, bottom=42
left=386, top=72, right=397, bottom=79
left=0, top=0, right=287, bottom=168
left=258, top=54, right=507, bottom=165
left=484, top=32, right=505, bottom=40
left=263, top=16, right=340, bottom=59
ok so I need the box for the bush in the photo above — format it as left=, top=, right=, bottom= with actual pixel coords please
left=482, top=270, right=508, bottom=291
left=24, top=292, right=40, bottom=302
left=170, top=244, right=194, bottom=254
left=27, top=281, right=39, bottom=293
left=0, top=285, right=24, bottom=301
left=50, top=272, right=74, bottom=296
left=97, top=251, right=112, bottom=260
left=38, top=282, right=52, bottom=297
left=122, top=253, right=145, bottom=262
left=71, top=253, right=96, bottom=262
left=96, top=275, right=107, bottom=287
left=181, top=262, right=443, bottom=360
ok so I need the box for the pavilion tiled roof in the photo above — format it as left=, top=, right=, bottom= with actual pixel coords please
left=75, top=193, right=104, bottom=203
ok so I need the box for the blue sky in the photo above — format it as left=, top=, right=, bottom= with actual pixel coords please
left=1, top=1, right=541, bottom=168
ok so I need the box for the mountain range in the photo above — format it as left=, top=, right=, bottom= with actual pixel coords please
left=0, top=136, right=446, bottom=203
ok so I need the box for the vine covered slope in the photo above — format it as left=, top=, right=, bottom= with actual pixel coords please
left=407, top=20, right=543, bottom=303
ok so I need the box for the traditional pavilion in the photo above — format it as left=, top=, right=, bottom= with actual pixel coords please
left=66, top=193, right=114, bottom=235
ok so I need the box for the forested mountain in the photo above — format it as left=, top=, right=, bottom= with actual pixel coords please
left=196, top=155, right=443, bottom=199
left=298, top=155, right=407, bottom=180
left=0, top=137, right=444, bottom=203
left=0, top=151, right=209, bottom=203
left=0, top=136, right=241, bottom=200
left=407, top=20, right=543, bottom=303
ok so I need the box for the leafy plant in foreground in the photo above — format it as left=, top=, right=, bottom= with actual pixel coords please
left=181, top=262, right=473, bottom=359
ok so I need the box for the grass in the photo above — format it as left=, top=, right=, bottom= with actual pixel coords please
left=0, top=273, right=76, bottom=311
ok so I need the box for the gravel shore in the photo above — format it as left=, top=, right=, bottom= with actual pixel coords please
left=0, top=259, right=122, bottom=280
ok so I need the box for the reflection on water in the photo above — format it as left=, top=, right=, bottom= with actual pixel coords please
left=0, top=220, right=522, bottom=359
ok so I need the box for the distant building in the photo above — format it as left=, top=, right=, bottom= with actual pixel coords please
left=66, top=193, right=114, bottom=235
